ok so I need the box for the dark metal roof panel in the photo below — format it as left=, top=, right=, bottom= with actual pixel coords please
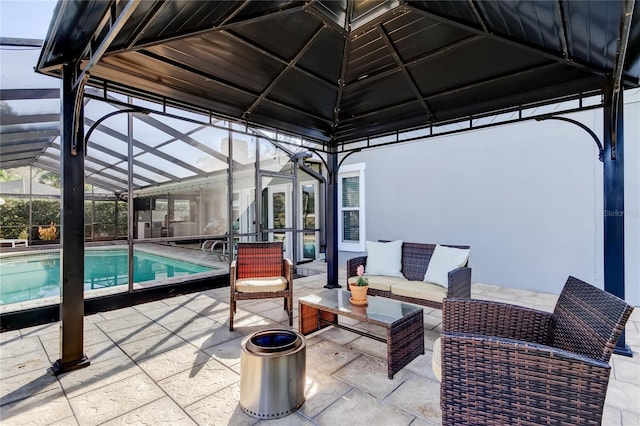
left=38, top=1, right=111, bottom=67
left=563, top=1, right=625, bottom=71
left=145, top=33, right=282, bottom=94
left=34, top=0, right=640, bottom=147
left=411, top=0, right=479, bottom=27
left=268, top=68, right=337, bottom=120
left=96, top=51, right=254, bottom=117
left=295, top=27, right=345, bottom=83
left=110, top=1, right=306, bottom=52
left=630, top=12, right=640, bottom=77
left=410, top=38, right=553, bottom=95
left=475, top=1, right=563, bottom=52
left=229, top=8, right=321, bottom=60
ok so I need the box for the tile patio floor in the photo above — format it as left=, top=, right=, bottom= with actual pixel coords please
left=1, top=262, right=639, bottom=425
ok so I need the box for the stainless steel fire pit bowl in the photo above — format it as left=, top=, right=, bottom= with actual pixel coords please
left=239, top=328, right=306, bottom=419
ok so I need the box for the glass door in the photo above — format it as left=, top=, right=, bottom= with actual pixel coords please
left=232, top=187, right=255, bottom=239
left=261, top=176, right=293, bottom=259
left=299, top=181, right=319, bottom=261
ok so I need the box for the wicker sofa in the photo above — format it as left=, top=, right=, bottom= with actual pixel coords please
left=346, top=241, right=471, bottom=310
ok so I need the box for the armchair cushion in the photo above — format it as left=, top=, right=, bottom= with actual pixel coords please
left=364, top=240, right=404, bottom=277
left=423, top=244, right=469, bottom=287
left=236, top=276, right=288, bottom=293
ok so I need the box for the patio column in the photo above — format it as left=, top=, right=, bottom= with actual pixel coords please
left=603, top=84, right=632, bottom=357
left=52, top=63, right=90, bottom=375
left=324, top=150, right=340, bottom=288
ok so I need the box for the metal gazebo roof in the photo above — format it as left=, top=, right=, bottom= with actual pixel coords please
left=34, top=0, right=640, bottom=148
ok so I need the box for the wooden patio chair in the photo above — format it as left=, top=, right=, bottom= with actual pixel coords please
left=229, top=241, right=293, bottom=331
left=440, top=275, right=634, bottom=426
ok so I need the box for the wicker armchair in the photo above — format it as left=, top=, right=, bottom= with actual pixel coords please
left=440, top=276, right=634, bottom=426
left=229, top=242, right=293, bottom=331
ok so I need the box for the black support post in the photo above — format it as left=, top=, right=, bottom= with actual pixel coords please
left=603, top=85, right=632, bottom=357
left=324, top=150, right=340, bottom=289
left=52, top=64, right=90, bottom=375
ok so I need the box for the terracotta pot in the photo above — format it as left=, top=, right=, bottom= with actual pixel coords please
left=349, top=283, right=369, bottom=305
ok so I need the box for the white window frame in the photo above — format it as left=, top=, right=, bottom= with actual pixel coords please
left=338, top=163, right=366, bottom=252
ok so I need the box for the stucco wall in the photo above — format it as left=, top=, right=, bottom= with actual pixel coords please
left=340, top=89, right=639, bottom=305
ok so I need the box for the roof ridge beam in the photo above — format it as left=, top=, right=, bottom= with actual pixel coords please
left=553, top=0, right=569, bottom=59
left=346, top=35, right=480, bottom=88
left=136, top=49, right=333, bottom=127
left=304, top=1, right=349, bottom=37
left=376, top=23, right=433, bottom=118
left=467, top=0, right=488, bottom=32
left=330, top=0, right=354, bottom=141
left=243, top=24, right=326, bottom=119
left=224, top=30, right=336, bottom=91
left=75, top=0, right=142, bottom=89
left=612, top=0, right=635, bottom=94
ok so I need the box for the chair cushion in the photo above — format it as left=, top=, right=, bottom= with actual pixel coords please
left=432, top=337, right=442, bottom=382
left=348, top=275, right=408, bottom=292
left=236, top=276, right=288, bottom=293
left=423, top=244, right=470, bottom=287
left=390, top=280, right=447, bottom=303
left=364, top=240, right=404, bottom=278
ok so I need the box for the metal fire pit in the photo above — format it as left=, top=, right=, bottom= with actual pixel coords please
left=240, top=328, right=306, bottom=419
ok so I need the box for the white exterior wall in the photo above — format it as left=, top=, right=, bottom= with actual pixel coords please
left=340, top=89, right=639, bottom=304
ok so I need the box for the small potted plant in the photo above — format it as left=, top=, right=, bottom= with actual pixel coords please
left=350, top=264, right=369, bottom=305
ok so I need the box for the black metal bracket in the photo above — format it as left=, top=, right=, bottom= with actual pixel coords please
left=84, top=107, right=149, bottom=156
left=534, top=115, right=604, bottom=162
left=338, top=148, right=362, bottom=169
left=70, top=72, right=89, bottom=156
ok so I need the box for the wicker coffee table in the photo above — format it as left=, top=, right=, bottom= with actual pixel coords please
left=298, top=290, right=424, bottom=378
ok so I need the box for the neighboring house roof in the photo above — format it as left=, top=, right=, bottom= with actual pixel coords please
left=0, top=178, right=60, bottom=196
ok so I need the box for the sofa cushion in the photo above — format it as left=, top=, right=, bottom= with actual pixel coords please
left=423, top=244, right=470, bottom=288
left=348, top=275, right=408, bottom=292
left=364, top=240, right=404, bottom=278
left=391, top=280, right=448, bottom=303
left=236, top=276, right=288, bottom=293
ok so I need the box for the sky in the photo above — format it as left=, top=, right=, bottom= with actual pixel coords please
left=0, top=0, right=57, bottom=39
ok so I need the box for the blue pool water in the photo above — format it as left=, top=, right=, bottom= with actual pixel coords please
left=0, top=249, right=214, bottom=305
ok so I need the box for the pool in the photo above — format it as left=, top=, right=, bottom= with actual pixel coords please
left=0, top=249, right=215, bottom=305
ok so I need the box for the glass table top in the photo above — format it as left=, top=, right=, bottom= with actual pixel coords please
left=299, top=289, right=423, bottom=324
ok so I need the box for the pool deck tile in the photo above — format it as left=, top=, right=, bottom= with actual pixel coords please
left=1, top=260, right=639, bottom=425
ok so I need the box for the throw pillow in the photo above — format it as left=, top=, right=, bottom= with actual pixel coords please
left=364, top=240, right=404, bottom=278
left=423, top=244, right=470, bottom=288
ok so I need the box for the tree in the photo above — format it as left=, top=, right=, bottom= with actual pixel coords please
left=0, top=101, right=15, bottom=117
left=0, top=169, right=18, bottom=182
left=38, top=171, right=62, bottom=189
